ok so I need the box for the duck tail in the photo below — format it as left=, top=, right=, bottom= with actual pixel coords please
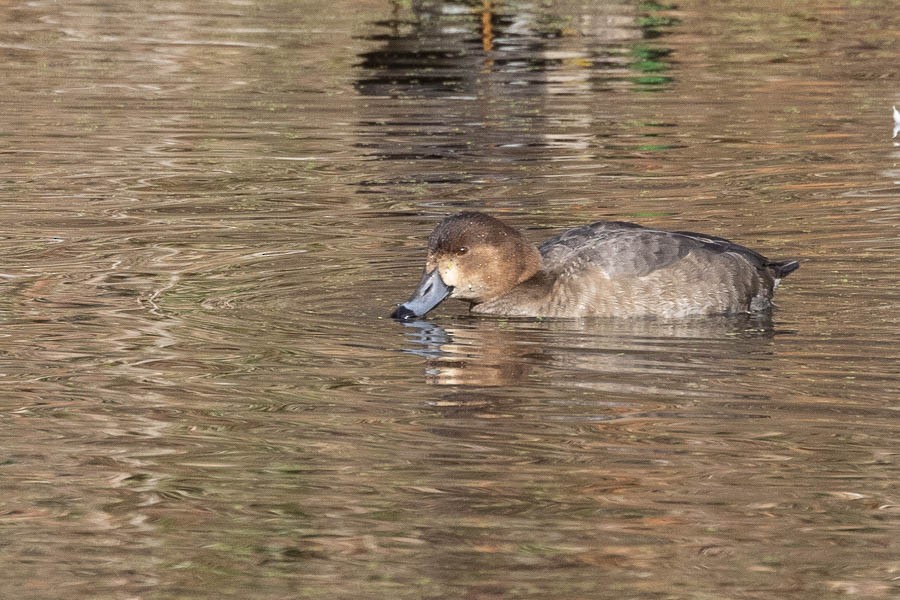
left=769, top=259, right=800, bottom=280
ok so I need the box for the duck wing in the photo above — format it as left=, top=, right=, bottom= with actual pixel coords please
left=538, top=221, right=696, bottom=278
left=672, top=228, right=799, bottom=278
left=539, top=221, right=796, bottom=280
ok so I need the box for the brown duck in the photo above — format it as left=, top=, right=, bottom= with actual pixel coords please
left=391, top=212, right=799, bottom=320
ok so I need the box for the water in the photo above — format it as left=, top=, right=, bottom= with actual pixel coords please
left=1, top=1, right=898, bottom=598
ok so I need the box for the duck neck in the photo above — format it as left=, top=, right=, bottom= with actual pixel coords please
left=516, top=243, right=542, bottom=285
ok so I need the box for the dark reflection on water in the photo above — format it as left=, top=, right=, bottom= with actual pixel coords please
left=1, top=0, right=899, bottom=599
left=356, top=0, right=665, bottom=97
left=353, top=0, right=676, bottom=193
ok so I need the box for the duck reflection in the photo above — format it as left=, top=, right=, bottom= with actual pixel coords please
left=400, top=319, right=542, bottom=385
left=399, top=315, right=782, bottom=388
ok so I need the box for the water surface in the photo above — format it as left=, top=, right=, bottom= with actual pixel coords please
left=1, top=1, right=898, bottom=598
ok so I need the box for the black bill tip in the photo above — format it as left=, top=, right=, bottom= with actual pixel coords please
left=390, top=304, right=418, bottom=321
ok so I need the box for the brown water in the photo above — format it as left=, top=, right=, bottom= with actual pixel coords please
left=1, top=1, right=898, bottom=598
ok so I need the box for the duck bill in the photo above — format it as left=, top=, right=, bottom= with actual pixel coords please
left=391, top=269, right=452, bottom=321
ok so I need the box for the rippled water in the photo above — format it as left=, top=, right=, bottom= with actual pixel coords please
left=1, top=1, right=898, bottom=598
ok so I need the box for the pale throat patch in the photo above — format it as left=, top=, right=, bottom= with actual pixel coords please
left=439, top=262, right=459, bottom=287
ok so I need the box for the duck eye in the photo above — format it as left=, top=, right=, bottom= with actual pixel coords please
left=457, top=246, right=469, bottom=255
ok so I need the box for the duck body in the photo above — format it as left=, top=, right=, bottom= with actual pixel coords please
left=391, top=212, right=798, bottom=320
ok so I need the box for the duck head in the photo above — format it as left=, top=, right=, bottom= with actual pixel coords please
left=391, top=212, right=541, bottom=320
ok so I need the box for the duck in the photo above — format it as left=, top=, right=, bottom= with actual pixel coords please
left=391, top=212, right=799, bottom=320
